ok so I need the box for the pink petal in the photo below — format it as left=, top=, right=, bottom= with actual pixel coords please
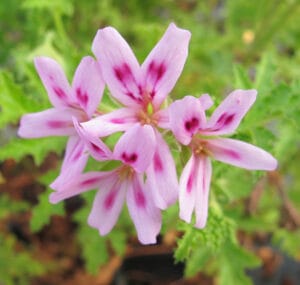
left=34, top=57, right=73, bottom=107
left=92, top=27, right=142, bottom=107
left=81, top=108, right=138, bottom=137
left=18, top=108, right=81, bottom=138
left=73, top=118, right=112, bottom=161
left=50, top=137, right=89, bottom=192
left=156, top=108, right=170, bottom=129
left=194, top=155, right=212, bottom=229
left=205, top=138, right=278, bottom=170
left=72, top=56, right=105, bottom=117
left=179, top=154, right=197, bottom=223
left=169, top=96, right=206, bottom=145
left=202, top=89, right=257, bottom=136
left=126, top=174, right=161, bottom=244
left=141, top=23, right=191, bottom=108
left=199, top=93, right=213, bottom=110
left=88, top=173, right=126, bottom=235
left=146, top=131, right=178, bottom=209
left=49, top=171, right=112, bottom=203
left=61, top=136, right=88, bottom=173
left=114, top=124, right=156, bottom=173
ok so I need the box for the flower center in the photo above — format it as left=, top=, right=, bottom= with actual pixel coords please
left=117, top=165, right=135, bottom=181
left=189, top=137, right=212, bottom=157
left=137, top=102, right=159, bottom=126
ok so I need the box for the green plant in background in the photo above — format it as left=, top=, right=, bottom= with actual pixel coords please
left=1, top=0, right=300, bottom=284
left=0, top=196, right=45, bottom=285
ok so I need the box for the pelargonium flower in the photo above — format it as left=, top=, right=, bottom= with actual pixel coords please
left=18, top=56, right=110, bottom=187
left=168, top=90, right=278, bottom=228
left=50, top=124, right=161, bottom=244
left=82, top=23, right=191, bottom=209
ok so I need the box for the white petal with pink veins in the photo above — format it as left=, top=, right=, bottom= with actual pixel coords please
left=34, top=57, right=73, bottom=107
left=51, top=137, right=88, bottom=192
left=72, top=56, right=105, bottom=117
left=194, top=155, right=212, bottom=229
left=82, top=108, right=138, bottom=137
left=141, top=23, right=191, bottom=108
left=155, top=108, right=170, bottom=129
left=205, top=138, right=277, bottom=170
left=92, top=27, right=142, bottom=107
left=114, top=124, right=156, bottom=173
left=126, top=174, right=161, bottom=244
left=88, top=174, right=126, bottom=235
left=146, top=131, right=178, bottom=209
left=199, top=93, right=214, bottom=110
left=169, top=96, right=206, bottom=145
left=50, top=171, right=112, bottom=203
left=179, top=154, right=197, bottom=223
left=202, top=89, right=257, bottom=136
left=18, top=108, right=80, bottom=138
left=61, top=136, right=87, bottom=173
left=73, top=118, right=112, bottom=161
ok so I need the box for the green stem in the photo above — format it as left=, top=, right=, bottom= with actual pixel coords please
left=52, top=10, right=71, bottom=47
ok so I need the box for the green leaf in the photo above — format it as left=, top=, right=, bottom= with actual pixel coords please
left=254, top=53, right=275, bottom=94
left=219, top=241, right=261, bottom=285
left=185, top=247, right=211, bottom=277
left=73, top=203, right=109, bottom=274
left=77, top=224, right=109, bottom=275
left=214, top=164, right=257, bottom=202
left=175, top=205, right=236, bottom=276
left=0, top=234, right=45, bottom=285
left=0, top=71, right=40, bottom=128
left=22, top=0, right=74, bottom=16
left=0, top=195, right=28, bottom=219
left=27, top=32, right=66, bottom=68
left=235, top=210, right=279, bottom=232
left=109, top=230, right=127, bottom=256
left=233, top=65, right=253, bottom=89
left=175, top=225, right=194, bottom=262
left=0, top=136, right=66, bottom=165
left=272, top=229, right=300, bottom=259
left=30, top=170, right=65, bottom=232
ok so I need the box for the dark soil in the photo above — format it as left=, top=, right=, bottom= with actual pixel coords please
left=1, top=155, right=299, bottom=285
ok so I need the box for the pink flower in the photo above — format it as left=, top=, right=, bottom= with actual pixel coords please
left=18, top=56, right=111, bottom=187
left=50, top=124, right=161, bottom=245
left=168, top=90, right=278, bottom=228
left=82, top=23, right=191, bottom=209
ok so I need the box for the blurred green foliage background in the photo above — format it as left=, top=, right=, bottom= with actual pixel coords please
left=0, top=1, right=300, bottom=284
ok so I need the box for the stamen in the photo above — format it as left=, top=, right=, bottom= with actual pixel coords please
left=137, top=109, right=158, bottom=127
left=190, top=138, right=212, bottom=157
left=117, top=165, right=135, bottom=181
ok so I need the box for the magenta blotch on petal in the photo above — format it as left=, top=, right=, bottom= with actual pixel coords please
left=82, top=108, right=138, bottom=137
left=203, top=89, right=257, bottom=136
left=92, top=27, right=141, bottom=107
left=73, top=117, right=112, bottom=161
left=204, top=138, right=278, bottom=170
left=88, top=174, right=127, bottom=236
left=18, top=108, right=79, bottom=138
left=141, top=23, right=191, bottom=108
left=169, top=96, right=206, bottom=145
left=179, top=155, right=197, bottom=223
left=126, top=174, right=161, bottom=244
left=71, top=56, right=105, bottom=117
left=194, top=155, right=212, bottom=229
left=113, top=124, right=156, bottom=172
left=34, top=57, right=73, bottom=107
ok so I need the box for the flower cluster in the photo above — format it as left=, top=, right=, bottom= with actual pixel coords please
left=18, top=23, right=277, bottom=244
